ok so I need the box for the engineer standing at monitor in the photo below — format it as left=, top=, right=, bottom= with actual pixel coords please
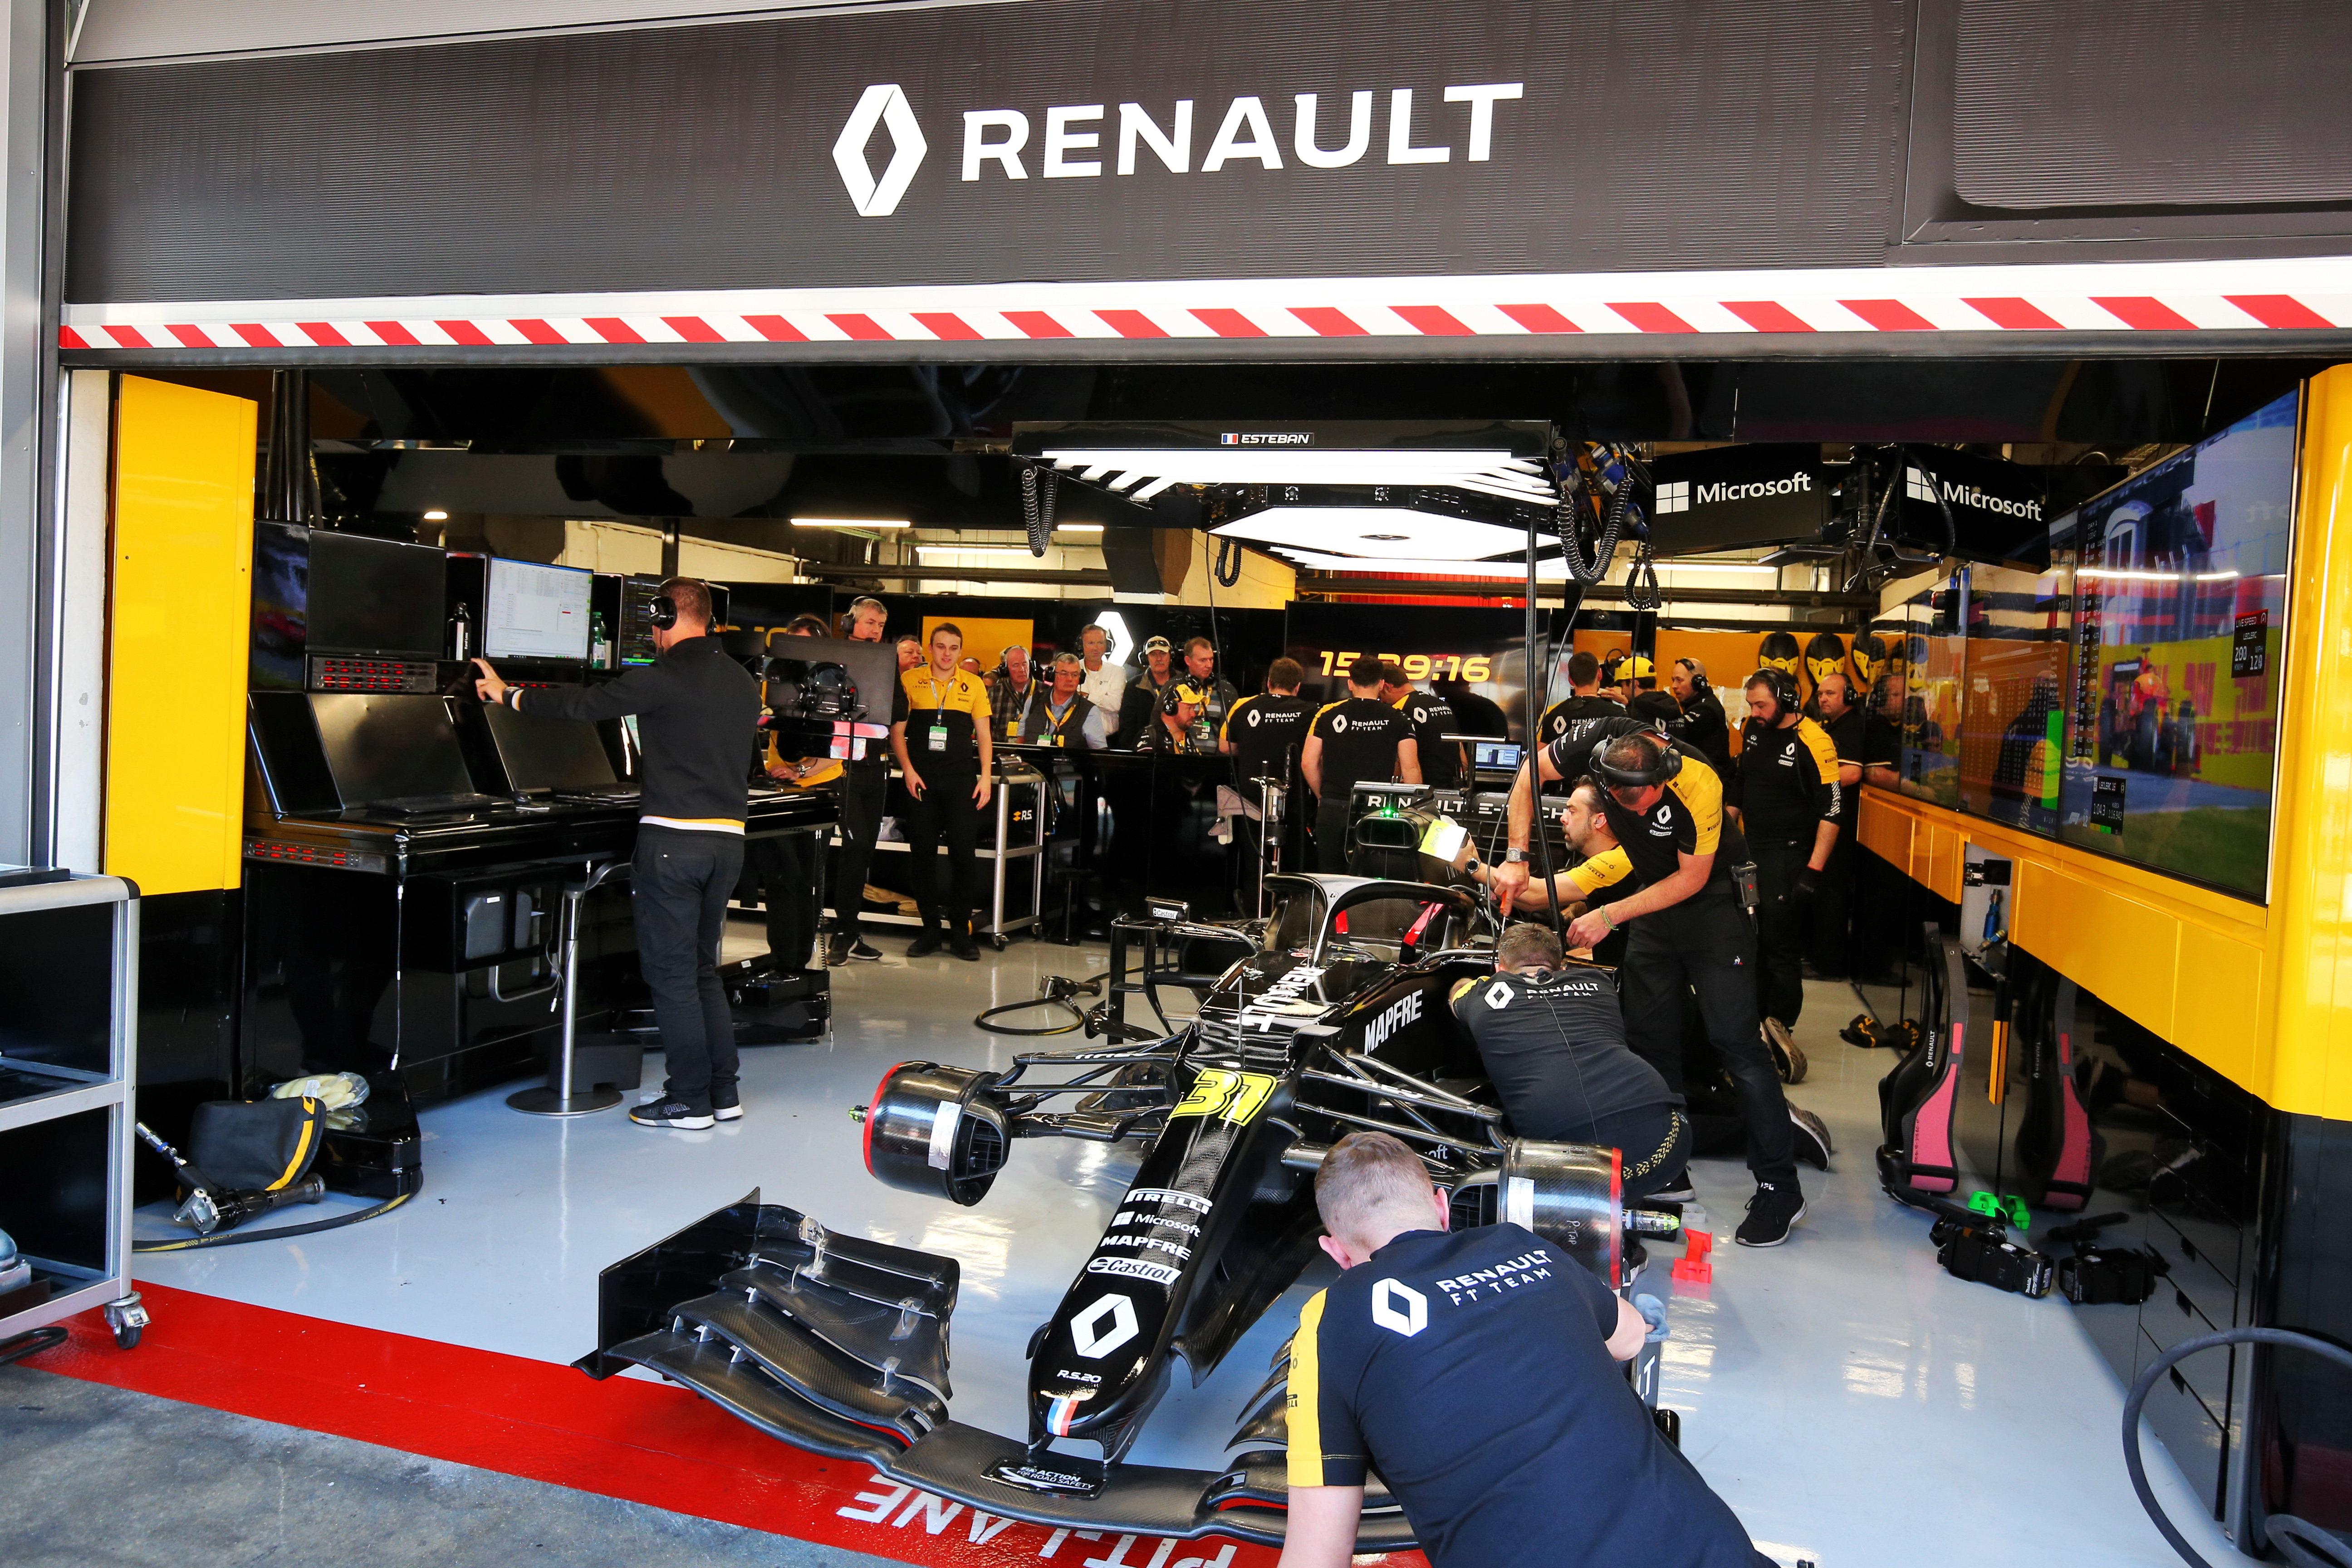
left=894, top=623, right=993, bottom=961
left=472, top=578, right=759, bottom=1133
left=1301, top=657, right=1419, bottom=874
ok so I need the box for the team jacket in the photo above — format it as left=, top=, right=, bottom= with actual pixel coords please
left=900, top=667, right=992, bottom=770
left=1394, top=690, right=1463, bottom=788
left=1310, top=696, right=1411, bottom=798
left=1545, top=719, right=1745, bottom=889
left=1727, top=715, right=1842, bottom=846
left=516, top=635, right=759, bottom=828
left=1223, top=691, right=1317, bottom=783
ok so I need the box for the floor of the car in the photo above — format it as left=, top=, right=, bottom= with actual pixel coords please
left=97, top=918, right=2236, bottom=1567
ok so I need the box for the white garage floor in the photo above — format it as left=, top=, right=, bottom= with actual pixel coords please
left=132, top=920, right=2239, bottom=1568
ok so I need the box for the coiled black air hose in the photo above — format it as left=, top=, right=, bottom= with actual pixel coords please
left=2125, top=1327, right=2352, bottom=1568
left=1020, top=462, right=1057, bottom=556
left=975, top=973, right=1107, bottom=1036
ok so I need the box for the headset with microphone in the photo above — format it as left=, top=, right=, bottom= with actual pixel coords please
left=1587, top=729, right=1682, bottom=793
left=1745, top=666, right=1802, bottom=724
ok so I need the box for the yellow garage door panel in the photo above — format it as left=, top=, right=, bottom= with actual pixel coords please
left=2016, top=859, right=2180, bottom=1041
left=1915, top=819, right=1965, bottom=905
left=1857, top=792, right=1911, bottom=867
left=2172, top=921, right=2266, bottom=1093
left=104, top=376, right=258, bottom=896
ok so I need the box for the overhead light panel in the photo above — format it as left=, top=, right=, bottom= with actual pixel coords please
left=1039, top=447, right=1557, bottom=509
left=793, top=517, right=911, bottom=529
left=1215, top=506, right=1535, bottom=562
left=915, top=544, right=1051, bottom=561
left=422, top=509, right=449, bottom=521
left=1279, top=550, right=1576, bottom=581
left=1651, top=559, right=1779, bottom=576
left=1055, top=523, right=1105, bottom=533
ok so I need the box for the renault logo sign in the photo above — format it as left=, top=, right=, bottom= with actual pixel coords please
left=833, top=83, right=928, bottom=216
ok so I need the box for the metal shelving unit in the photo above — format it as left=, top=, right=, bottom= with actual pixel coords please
left=0, top=874, right=146, bottom=1350
left=834, top=765, right=1049, bottom=948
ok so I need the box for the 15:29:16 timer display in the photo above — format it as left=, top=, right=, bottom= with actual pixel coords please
left=1314, top=650, right=1494, bottom=681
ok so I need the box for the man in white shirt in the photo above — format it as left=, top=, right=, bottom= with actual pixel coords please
left=1078, top=624, right=1127, bottom=737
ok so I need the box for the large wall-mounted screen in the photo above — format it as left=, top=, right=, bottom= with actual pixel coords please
left=484, top=558, right=593, bottom=662
left=1283, top=603, right=1531, bottom=743
left=306, top=531, right=447, bottom=659
left=2051, top=389, right=2298, bottom=898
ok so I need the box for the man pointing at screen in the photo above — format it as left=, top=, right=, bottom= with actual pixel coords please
left=473, top=576, right=762, bottom=1133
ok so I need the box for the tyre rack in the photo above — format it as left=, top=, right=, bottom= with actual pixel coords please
left=0, top=874, right=146, bottom=1350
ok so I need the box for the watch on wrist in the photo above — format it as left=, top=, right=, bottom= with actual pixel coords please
left=1504, top=848, right=1530, bottom=864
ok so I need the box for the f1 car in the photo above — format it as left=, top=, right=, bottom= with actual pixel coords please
left=575, top=872, right=1681, bottom=1549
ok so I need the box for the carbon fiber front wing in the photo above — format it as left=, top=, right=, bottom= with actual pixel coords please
left=573, top=1191, right=1417, bottom=1549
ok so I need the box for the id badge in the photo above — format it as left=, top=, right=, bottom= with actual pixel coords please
left=928, top=723, right=949, bottom=753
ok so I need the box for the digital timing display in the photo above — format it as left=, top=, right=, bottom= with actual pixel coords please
left=1311, top=649, right=1495, bottom=681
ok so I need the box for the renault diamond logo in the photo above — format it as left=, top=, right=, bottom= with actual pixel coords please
left=833, top=84, right=928, bottom=217
left=1070, top=1292, right=1141, bottom=1358
left=1371, top=1278, right=1427, bottom=1337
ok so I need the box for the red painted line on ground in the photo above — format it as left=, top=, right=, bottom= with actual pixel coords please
left=1389, top=306, right=1472, bottom=337
left=28, top=1287, right=1327, bottom=1568
left=914, top=312, right=985, bottom=341
left=1191, top=308, right=1268, bottom=339
left=510, top=318, right=568, bottom=345
left=828, top=313, right=896, bottom=342
left=664, top=315, right=726, bottom=343
left=2093, top=295, right=2196, bottom=331
left=1005, top=310, right=1075, bottom=339
left=1291, top=306, right=1368, bottom=336
left=367, top=320, right=423, bottom=346
left=2224, top=294, right=2332, bottom=330
left=1963, top=296, right=2063, bottom=330
left=745, top=314, right=810, bottom=343
left=168, top=324, right=217, bottom=348
left=586, top=316, right=647, bottom=343
left=1496, top=303, right=1579, bottom=333
left=1096, top=309, right=1169, bottom=339
left=1838, top=299, right=1936, bottom=331
left=1607, top=301, right=1695, bottom=333
left=1720, top=301, right=1813, bottom=333
left=296, top=322, right=352, bottom=347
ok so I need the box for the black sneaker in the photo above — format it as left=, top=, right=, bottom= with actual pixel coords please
left=713, top=1101, right=743, bottom=1123
left=949, top=934, right=980, bottom=961
left=829, top=936, right=882, bottom=964
left=630, top=1099, right=715, bottom=1131
left=1764, top=1019, right=1807, bottom=1084
left=1735, top=1181, right=1807, bottom=1247
left=906, top=931, right=944, bottom=958
left=1788, top=1106, right=1833, bottom=1171
left=1648, top=1174, right=1697, bottom=1205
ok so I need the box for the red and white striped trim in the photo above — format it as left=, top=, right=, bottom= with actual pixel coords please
left=60, top=256, right=2352, bottom=351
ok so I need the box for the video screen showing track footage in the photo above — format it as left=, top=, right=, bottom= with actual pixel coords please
left=2051, top=390, right=2297, bottom=898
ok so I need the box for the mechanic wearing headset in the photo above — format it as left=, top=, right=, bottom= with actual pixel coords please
left=1667, top=657, right=1732, bottom=773
left=1727, top=668, right=1842, bottom=1058
left=1223, top=657, right=1317, bottom=893
left=1166, top=636, right=1241, bottom=752
left=1490, top=720, right=1806, bottom=1247
left=1456, top=776, right=1637, bottom=968
left=1301, top=657, right=1421, bottom=873
left=893, top=622, right=993, bottom=961
left=825, top=597, right=904, bottom=966
left=1281, top=1130, right=1775, bottom=1568
left=474, top=578, right=760, bottom=1132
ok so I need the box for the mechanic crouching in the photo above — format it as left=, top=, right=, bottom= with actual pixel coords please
left=1492, top=723, right=1806, bottom=1247
left=1280, top=1131, right=1777, bottom=1568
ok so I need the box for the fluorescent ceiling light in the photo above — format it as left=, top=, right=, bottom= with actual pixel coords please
left=1055, top=522, right=1105, bottom=533
left=2193, top=570, right=2240, bottom=580
left=421, top=509, right=449, bottom=520
left=793, top=517, right=911, bottom=529
left=1215, top=506, right=1535, bottom=561
left=915, top=544, right=1049, bottom=560
left=2076, top=567, right=2207, bottom=582
left=1280, top=550, right=1575, bottom=580
left=1041, top=447, right=1556, bottom=508
left=1651, top=559, right=1778, bottom=576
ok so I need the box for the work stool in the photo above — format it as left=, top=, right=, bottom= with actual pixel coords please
left=508, top=858, right=640, bottom=1117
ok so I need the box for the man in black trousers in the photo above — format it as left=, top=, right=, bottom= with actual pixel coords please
left=828, top=597, right=901, bottom=965
left=474, top=577, right=761, bottom=1132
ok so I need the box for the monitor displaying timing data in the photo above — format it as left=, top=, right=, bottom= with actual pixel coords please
left=484, top=558, right=593, bottom=662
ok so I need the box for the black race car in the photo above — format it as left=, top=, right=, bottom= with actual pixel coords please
left=575, top=872, right=1680, bottom=1549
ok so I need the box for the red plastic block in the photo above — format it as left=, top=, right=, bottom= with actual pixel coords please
left=1671, top=1229, right=1715, bottom=1283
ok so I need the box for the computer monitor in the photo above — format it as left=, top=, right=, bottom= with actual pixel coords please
left=306, top=531, right=446, bottom=659
left=616, top=575, right=667, bottom=666
left=482, top=704, right=620, bottom=793
left=1470, top=740, right=1524, bottom=774
left=483, top=558, right=593, bottom=662
left=311, top=693, right=476, bottom=805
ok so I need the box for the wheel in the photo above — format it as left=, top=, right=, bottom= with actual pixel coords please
left=113, top=1323, right=142, bottom=1351
left=990, top=935, right=1007, bottom=951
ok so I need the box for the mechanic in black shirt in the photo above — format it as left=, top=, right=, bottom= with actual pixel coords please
left=827, top=597, right=903, bottom=965
left=1223, top=657, right=1317, bottom=896
left=1451, top=924, right=1690, bottom=1200
left=1726, top=668, right=1842, bottom=1049
left=474, top=578, right=760, bottom=1132
left=1455, top=777, right=1637, bottom=968
left=1807, top=671, right=1869, bottom=981
left=1281, top=1131, right=1773, bottom=1568
left=1667, top=657, right=1732, bottom=773
left=1491, top=719, right=1805, bottom=1246
left=1382, top=666, right=1464, bottom=789
left=1301, top=657, right=1420, bottom=873
left=1537, top=649, right=1628, bottom=752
